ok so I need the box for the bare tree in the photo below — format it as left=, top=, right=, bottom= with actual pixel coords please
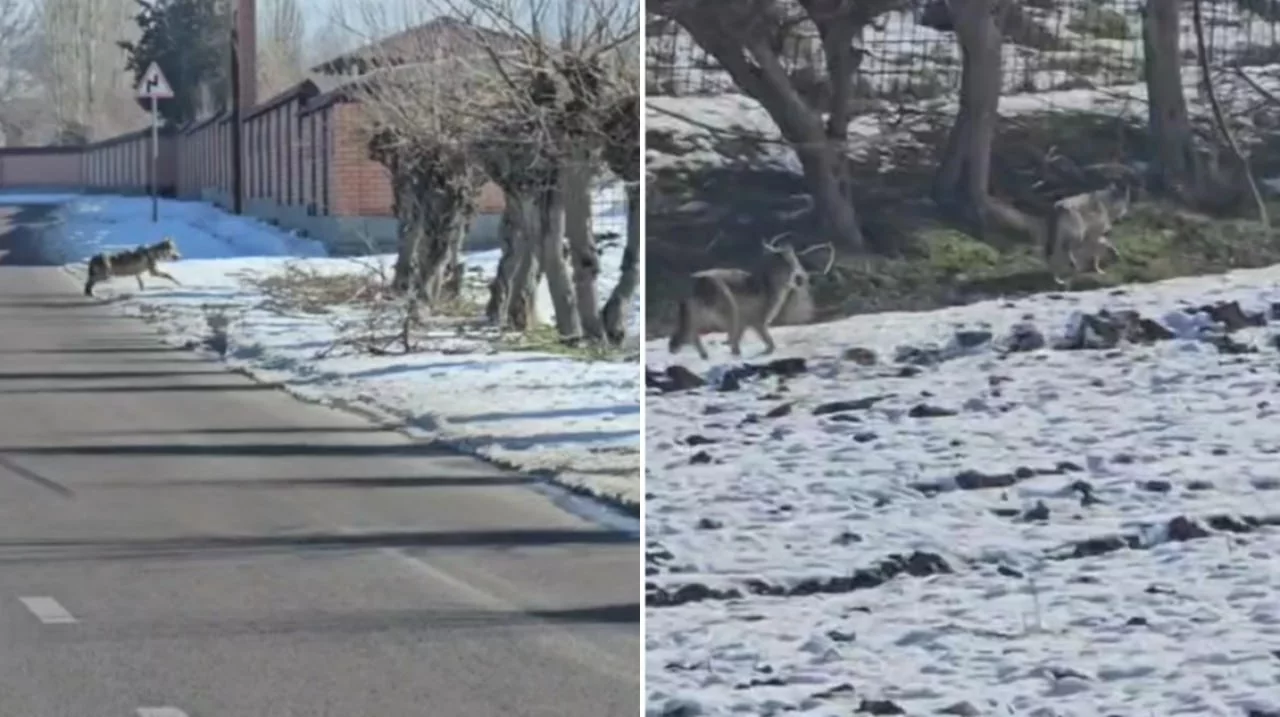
left=356, top=55, right=491, bottom=307
left=0, top=0, right=38, bottom=144
left=339, top=0, right=635, bottom=343
left=925, top=0, right=1042, bottom=240
left=1142, top=0, right=1203, bottom=201
left=258, top=0, right=308, bottom=96
left=599, top=93, right=640, bottom=345
left=650, top=0, right=904, bottom=252
left=462, top=0, right=638, bottom=342
left=306, top=8, right=363, bottom=68
left=34, top=0, right=144, bottom=139
left=340, top=1, right=535, bottom=319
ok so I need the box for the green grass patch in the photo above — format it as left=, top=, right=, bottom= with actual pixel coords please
left=815, top=202, right=1280, bottom=320
left=497, top=324, right=631, bottom=362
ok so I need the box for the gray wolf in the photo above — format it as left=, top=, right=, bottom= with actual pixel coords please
left=1044, top=183, right=1132, bottom=285
left=669, top=233, right=834, bottom=360
left=84, top=237, right=182, bottom=297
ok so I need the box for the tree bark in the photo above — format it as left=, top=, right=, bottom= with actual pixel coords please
left=536, top=183, right=582, bottom=341
left=932, top=0, right=1004, bottom=228
left=794, top=143, right=861, bottom=247
left=392, top=170, right=474, bottom=306
left=675, top=15, right=867, bottom=251
left=486, top=199, right=520, bottom=325
left=929, top=0, right=1043, bottom=241
left=562, top=148, right=603, bottom=341
left=601, top=181, right=639, bottom=344
left=1142, top=0, right=1204, bottom=199
left=502, top=193, right=542, bottom=331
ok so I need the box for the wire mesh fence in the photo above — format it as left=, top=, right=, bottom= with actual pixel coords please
left=647, top=0, right=1280, bottom=103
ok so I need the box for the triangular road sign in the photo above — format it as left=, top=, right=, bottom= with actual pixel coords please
left=135, top=62, right=174, bottom=99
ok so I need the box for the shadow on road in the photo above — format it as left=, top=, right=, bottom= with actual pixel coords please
left=6, top=442, right=467, bottom=458
left=0, top=382, right=281, bottom=394
left=91, top=475, right=538, bottom=489
left=0, top=204, right=66, bottom=267
left=0, top=370, right=228, bottom=381
left=0, top=346, right=191, bottom=355
left=47, top=603, right=641, bottom=644
left=0, top=527, right=637, bottom=565
left=74, top=425, right=388, bottom=436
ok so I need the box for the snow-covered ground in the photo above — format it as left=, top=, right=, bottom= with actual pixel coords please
left=24, top=193, right=641, bottom=517
left=647, top=0, right=1280, bottom=178
left=648, top=63, right=1280, bottom=176
left=645, top=267, right=1280, bottom=715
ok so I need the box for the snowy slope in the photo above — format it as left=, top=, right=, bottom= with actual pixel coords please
left=645, top=266, right=1280, bottom=715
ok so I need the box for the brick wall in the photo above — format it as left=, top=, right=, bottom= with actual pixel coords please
left=1, top=80, right=512, bottom=249
left=332, top=103, right=392, bottom=216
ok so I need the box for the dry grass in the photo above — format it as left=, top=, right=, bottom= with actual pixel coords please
left=231, top=257, right=632, bottom=361
left=231, top=258, right=487, bottom=356
left=235, top=260, right=393, bottom=315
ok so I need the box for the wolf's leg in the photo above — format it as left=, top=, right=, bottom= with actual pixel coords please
left=150, top=269, right=181, bottom=285
left=753, top=323, right=777, bottom=355
left=1046, top=241, right=1069, bottom=286
left=1089, top=238, right=1107, bottom=274
left=1098, top=234, right=1121, bottom=267
left=136, top=275, right=145, bottom=290
left=692, top=334, right=710, bottom=361
left=726, top=318, right=746, bottom=357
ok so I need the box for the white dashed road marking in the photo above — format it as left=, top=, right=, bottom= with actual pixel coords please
left=137, top=708, right=190, bottom=717
left=17, top=596, right=76, bottom=624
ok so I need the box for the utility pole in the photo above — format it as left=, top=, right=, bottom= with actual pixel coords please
left=230, top=13, right=243, bottom=215
left=229, top=0, right=256, bottom=215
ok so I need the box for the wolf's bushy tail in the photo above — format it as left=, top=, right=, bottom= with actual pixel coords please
left=84, top=255, right=107, bottom=297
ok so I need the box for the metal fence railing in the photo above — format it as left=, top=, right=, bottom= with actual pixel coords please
left=647, top=0, right=1280, bottom=102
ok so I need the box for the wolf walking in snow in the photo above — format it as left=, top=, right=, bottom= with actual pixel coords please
left=668, top=233, right=834, bottom=360
left=83, top=237, right=182, bottom=297
left=1043, top=183, right=1132, bottom=285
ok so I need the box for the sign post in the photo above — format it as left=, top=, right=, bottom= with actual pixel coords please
left=134, top=62, right=174, bottom=224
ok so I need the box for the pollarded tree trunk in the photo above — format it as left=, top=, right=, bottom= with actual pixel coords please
left=931, top=0, right=1041, bottom=240
left=536, top=181, right=582, bottom=341
left=600, top=95, right=641, bottom=345
left=1142, top=0, right=1204, bottom=199
left=932, top=0, right=1004, bottom=227
left=370, top=132, right=478, bottom=309
left=600, top=181, right=639, bottom=344
left=486, top=199, right=520, bottom=325
left=391, top=170, right=425, bottom=287
left=502, top=193, right=542, bottom=331
left=562, top=148, right=603, bottom=341
left=392, top=168, right=476, bottom=306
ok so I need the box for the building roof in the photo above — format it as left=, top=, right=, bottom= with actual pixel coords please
left=311, top=16, right=520, bottom=76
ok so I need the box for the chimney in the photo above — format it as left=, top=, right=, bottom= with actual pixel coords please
left=236, top=0, right=257, bottom=109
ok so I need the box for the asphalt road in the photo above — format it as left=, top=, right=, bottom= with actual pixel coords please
left=0, top=202, right=641, bottom=717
